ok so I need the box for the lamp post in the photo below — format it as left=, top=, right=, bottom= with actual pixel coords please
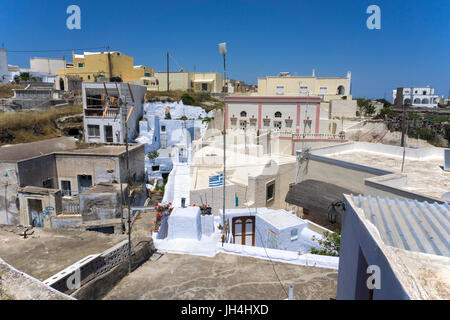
left=219, top=42, right=227, bottom=246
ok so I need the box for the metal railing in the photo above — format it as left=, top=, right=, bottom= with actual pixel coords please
left=61, top=201, right=80, bottom=215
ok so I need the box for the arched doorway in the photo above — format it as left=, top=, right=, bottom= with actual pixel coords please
left=337, top=86, right=345, bottom=95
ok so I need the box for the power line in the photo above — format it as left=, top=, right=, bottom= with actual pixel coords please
left=7, top=46, right=108, bottom=53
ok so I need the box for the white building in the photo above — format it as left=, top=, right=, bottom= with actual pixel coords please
left=82, top=82, right=147, bottom=144
left=0, top=47, right=11, bottom=83
left=30, top=57, right=66, bottom=75
left=392, top=87, right=439, bottom=108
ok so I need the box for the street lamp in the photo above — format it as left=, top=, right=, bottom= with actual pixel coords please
left=219, top=42, right=227, bottom=245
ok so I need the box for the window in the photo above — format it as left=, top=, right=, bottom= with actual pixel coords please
left=144, top=72, right=151, bottom=77
left=423, top=91, right=427, bottom=95
left=276, top=86, right=284, bottom=95
left=266, top=180, right=275, bottom=203
left=161, top=125, right=166, bottom=132
left=300, top=86, right=308, bottom=95
left=152, top=166, right=160, bottom=172
left=422, top=98, right=429, bottom=104
left=267, top=230, right=278, bottom=249
left=87, top=125, right=100, bottom=137
left=263, top=119, right=270, bottom=127
left=274, top=121, right=282, bottom=129
left=42, top=179, right=54, bottom=189
left=290, top=229, right=298, bottom=241
left=319, top=87, right=327, bottom=95
left=61, top=180, right=72, bottom=196
left=240, top=111, right=247, bottom=117
left=87, top=75, right=91, bottom=80
left=78, top=62, right=84, bottom=68
left=117, top=53, right=121, bottom=56
left=274, top=111, right=282, bottom=118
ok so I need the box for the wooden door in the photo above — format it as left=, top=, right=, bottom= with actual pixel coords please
left=232, top=216, right=255, bottom=246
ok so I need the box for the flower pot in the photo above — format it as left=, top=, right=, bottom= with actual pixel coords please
left=201, top=208, right=212, bottom=215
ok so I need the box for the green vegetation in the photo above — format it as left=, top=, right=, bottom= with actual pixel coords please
left=356, top=98, right=376, bottom=117
left=147, top=150, right=159, bottom=160
left=14, top=72, right=38, bottom=83
left=0, top=104, right=82, bottom=146
left=408, top=113, right=421, bottom=120
left=380, top=108, right=395, bottom=116
left=407, top=127, right=437, bottom=143
left=310, top=230, right=341, bottom=257
left=376, top=98, right=392, bottom=108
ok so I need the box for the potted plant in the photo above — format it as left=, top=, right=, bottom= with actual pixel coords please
left=199, top=204, right=212, bottom=215
left=153, top=202, right=172, bottom=232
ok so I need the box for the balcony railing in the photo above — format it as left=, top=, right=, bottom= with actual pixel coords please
left=84, top=108, right=120, bottom=118
left=61, top=201, right=80, bottom=215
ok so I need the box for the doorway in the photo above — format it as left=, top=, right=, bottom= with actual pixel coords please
left=28, top=199, right=44, bottom=227
left=104, top=125, right=113, bottom=143
left=232, top=216, right=255, bottom=246
left=77, top=175, right=92, bottom=194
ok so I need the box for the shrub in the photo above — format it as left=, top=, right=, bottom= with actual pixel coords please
left=147, top=151, right=159, bottom=160
left=380, top=108, right=395, bottom=116
left=181, top=93, right=195, bottom=105
left=310, top=230, right=341, bottom=257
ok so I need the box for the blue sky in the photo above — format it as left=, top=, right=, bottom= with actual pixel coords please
left=1, top=0, right=448, bottom=99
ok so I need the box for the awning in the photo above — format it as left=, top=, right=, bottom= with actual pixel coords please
left=285, top=179, right=357, bottom=216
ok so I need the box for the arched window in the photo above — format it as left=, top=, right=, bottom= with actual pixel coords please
left=240, top=111, right=247, bottom=117
left=421, top=98, right=429, bottom=104
left=404, top=98, right=411, bottom=105
left=413, top=98, right=421, bottom=104
left=274, top=111, right=282, bottom=118
left=337, top=86, right=345, bottom=95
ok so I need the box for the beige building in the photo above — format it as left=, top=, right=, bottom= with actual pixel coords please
left=148, top=71, right=223, bottom=93
left=257, top=70, right=352, bottom=102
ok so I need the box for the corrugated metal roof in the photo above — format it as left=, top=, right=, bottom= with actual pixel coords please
left=350, top=195, right=450, bottom=257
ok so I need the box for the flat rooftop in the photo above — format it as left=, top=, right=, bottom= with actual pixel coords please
left=0, top=226, right=126, bottom=281
left=56, top=144, right=142, bottom=156
left=104, top=252, right=338, bottom=300
left=329, top=150, right=449, bottom=200
left=0, top=137, right=77, bottom=162
left=191, top=147, right=296, bottom=190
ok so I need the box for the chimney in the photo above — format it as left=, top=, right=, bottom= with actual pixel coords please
left=347, top=71, right=352, bottom=79
left=312, top=69, right=315, bottom=77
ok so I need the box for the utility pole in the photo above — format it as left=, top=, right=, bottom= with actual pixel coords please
left=167, top=52, right=170, bottom=92
left=116, top=82, right=133, bottom=273
left=401, top=102, right=406, bottom=148
left=219, top=43, right=227, bottom=246
left=107, top=46, right=113, bottom=81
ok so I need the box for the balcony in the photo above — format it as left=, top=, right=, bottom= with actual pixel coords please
left=84, top=108, right=120, bottom=118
